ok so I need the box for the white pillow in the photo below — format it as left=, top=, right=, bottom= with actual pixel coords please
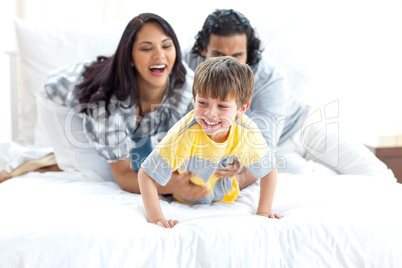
left=256, top=22, right=311, bottom=98
left=14, top=17, right=311, bottom=147
left=14, top=18, right=125, bottom=146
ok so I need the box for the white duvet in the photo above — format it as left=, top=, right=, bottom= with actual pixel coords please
left=1, top=171, right=401, bottom=267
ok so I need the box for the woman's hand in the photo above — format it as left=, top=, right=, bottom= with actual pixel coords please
left=164, top=171, right=209, bottom=200
left=0, top=170, right=12, bottom=183
left=151, top=218, right=179, bottom=229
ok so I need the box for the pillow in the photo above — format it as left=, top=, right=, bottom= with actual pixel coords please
left=256, top=22, right=311, bottom=98
left=14, top=17, right=311, bottom=147
left=14, top=18, right=125, bottom=146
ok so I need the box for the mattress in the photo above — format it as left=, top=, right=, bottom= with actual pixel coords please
left=1, top=171, right=401, bottom=267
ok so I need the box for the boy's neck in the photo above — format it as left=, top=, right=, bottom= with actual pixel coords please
left=207, top=125, right=233, bottom=143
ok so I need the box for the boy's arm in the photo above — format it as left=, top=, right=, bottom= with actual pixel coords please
left=256, top=167, right=282, bottom=219
left=138, top=168, right=178, bottom=228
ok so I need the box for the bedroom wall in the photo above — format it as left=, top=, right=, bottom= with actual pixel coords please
left=0, top=2, right=18, bottom=142
left=1, top=0, right=402, bottom=145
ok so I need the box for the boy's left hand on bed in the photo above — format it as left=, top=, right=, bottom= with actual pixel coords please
left=152, top=219, right=179, bottom=229
left=257, top=212, right=282, bottom=219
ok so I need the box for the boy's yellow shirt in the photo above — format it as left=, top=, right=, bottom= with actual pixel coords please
left=142, top=110, right=274, bottom=203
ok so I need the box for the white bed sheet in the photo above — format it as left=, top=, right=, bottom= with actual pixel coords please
left=1, top=171, right=401, bottom=267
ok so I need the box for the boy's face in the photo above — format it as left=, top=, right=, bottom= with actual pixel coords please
left=194, top=94, right=249, bottom=143
left=201, top=33, right=247, bottom=64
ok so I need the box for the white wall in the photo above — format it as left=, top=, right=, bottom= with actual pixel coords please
left=1, top=0, right=402, bottom=144
left=299, top=0, right=402, bottom=144
left=0, top=1, right=17, bottom=142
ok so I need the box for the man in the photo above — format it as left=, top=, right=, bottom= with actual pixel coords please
left=182, top=8, right=392, bottom=187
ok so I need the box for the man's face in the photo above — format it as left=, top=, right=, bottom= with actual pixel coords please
left=201, top=33, right=247, bottom=64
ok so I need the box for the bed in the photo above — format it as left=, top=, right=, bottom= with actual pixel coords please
left=1, top=17, right=402, bottom=268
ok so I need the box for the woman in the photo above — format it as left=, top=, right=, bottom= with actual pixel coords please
left=37, top=13, right=210, bottom=199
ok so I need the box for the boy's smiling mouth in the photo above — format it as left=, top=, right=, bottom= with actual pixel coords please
left=203, top=119, right=220, bottom=126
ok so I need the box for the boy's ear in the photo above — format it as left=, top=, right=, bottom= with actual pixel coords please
left=236, top=101, right=250, bottom=117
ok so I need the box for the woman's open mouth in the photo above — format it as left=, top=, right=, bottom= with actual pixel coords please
left=149, top=64, right=166, bottom=75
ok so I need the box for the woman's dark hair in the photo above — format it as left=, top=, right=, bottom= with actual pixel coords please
left=75, top=13, right=186, bottom=117
left=191, top=9, right=262, bottom=67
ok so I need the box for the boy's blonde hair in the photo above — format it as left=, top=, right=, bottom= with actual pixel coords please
left=192, top=56, right=254, bottom=106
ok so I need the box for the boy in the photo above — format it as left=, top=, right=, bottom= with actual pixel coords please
left=138, top=56, right=281, bottom=229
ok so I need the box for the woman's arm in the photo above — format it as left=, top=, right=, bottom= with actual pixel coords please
left=109, top=158, right=141, bottom=193
left=109, top=158, right=209, bottom=199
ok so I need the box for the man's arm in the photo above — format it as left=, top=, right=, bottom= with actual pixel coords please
left=248, top=58, right=289, bottom=151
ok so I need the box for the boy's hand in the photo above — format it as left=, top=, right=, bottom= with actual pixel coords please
left=214, top=159, right=258, bottom=190
left=152, top=219, right=179, bottom=228
left=214, top=158, right=242, bottom=178
left=256, top=211, right=282, bottom=219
